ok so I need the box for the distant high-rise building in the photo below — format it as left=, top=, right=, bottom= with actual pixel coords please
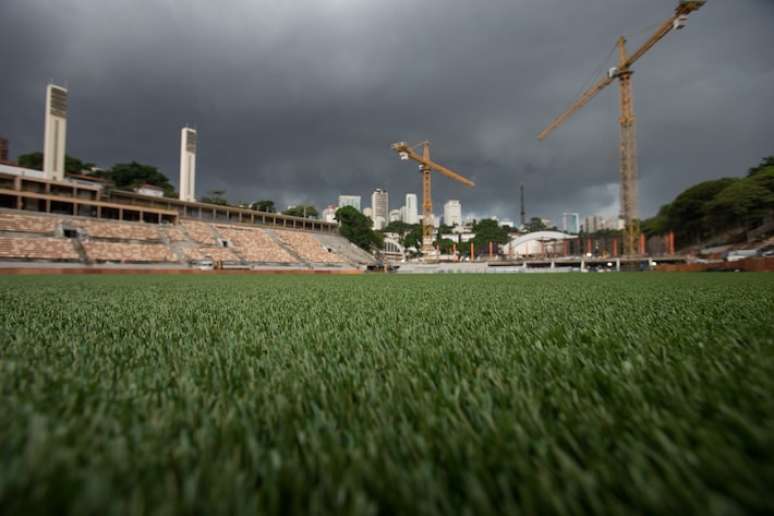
left=363, top=207, right=373, bottom=219
left=500, top=219, right=515, bottom=228
left=43, top=84, right=68, bottom=181
left=581, top=215, right=623, bottom=232
left=322, top=204, right=338, bottom=223
left=338, top=195, right=361, bottom=211
left=583, top=215, right=606, bottom=233
left=371, top=189, right=389, bottom=227
left=179, top=127, right=197, bottom=202
left=0, top=137, right=8, bottom=162
left=404, top=193, right=418, bottom=224
left=605, top=216, right=625, bottom=230
left=562, top=213, right=580, bottom=234
left=389, top=209, right=402, bottom=223
left=443, top=200, right=462, bottom=226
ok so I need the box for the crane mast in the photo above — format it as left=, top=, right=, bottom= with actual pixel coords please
left=392, top=141, right=475, bottom=256
left=538, top=0, right=707, bottom=256
left=618, top=36, right=639, bottom=257
left=422, top=142, right=433, bottom=252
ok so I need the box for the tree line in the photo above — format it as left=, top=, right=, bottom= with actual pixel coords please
left=641, top=156, right=774, bottom=245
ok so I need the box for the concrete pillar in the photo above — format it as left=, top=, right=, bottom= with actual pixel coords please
left=43, top=84, right=68, bottom=181
left=179, top=128, right=197, bottom=202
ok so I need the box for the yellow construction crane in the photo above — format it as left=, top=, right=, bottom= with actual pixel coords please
left=539, top=0, right=707, bottom=256
left=392, top=141, right=475, bottom=255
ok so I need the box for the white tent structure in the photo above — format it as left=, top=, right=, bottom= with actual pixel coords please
left=504, top=231, right=576, bottom=257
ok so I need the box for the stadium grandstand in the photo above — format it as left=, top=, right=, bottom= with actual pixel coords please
left=0, top=172, right=374, bottom=271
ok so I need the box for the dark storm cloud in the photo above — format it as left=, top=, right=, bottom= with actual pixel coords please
left=2, top=0, right=773, bottom=222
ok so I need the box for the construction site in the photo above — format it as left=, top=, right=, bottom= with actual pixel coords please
left=0, top=0, right=772, bottom=275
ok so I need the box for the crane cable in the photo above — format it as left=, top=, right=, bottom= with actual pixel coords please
left=571, top=13, right=664, bottom=102
left=570, top=41, right=618, bottom=104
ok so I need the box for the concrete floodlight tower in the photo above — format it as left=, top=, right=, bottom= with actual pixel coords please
left=43, top=84, right=68, bottom=181
left=179, top=127, right=197, bottom=202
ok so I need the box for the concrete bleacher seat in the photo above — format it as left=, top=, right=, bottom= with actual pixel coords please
left=0, top=212, right=59, bottom=234
left=187, top=246, right=239, bottom=263
left=163, top=225, right=189, bottom=242
left=274, top=229, right=347, bottom=263
left=315, top=233, right=375, bottom=265
left=82, top=241, right=176, bottom=263
left=181, top=220, right=217, bottom=244
left=0, top=209, right=363, bottom=268
left=73, top=219, right=161, bottom=241
left=0, top=237, right=79, bottom=261
left=216, top=226, right=296, bottom=263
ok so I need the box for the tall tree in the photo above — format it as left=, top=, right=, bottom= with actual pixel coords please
left=708, top=181, right=774, bottom=229
left=16, top=152, right=42, bottom=170
left=437, top=223, right=454, bottom=236
left=471, top=219, right=510, bottom=255
left=748, top=156, right=774, bottom=177
left=525, top=217, right=548, bottom=233
left=749, top=164, right=774, bottom=194
left=335, top=206, right=383, bottom=252
left=66, top=156, right=96, bottom=174
left=667, top=178, right=738, bottom=243
left=283, top=205, right=318, bottom=218
left=253, top=200, right=276, bottom=213
left=641, top=204, right=672, bottom=237
left=17, top=152, right=94, bottom=174
left=402, top=225, right=422, bottom=251
left=93, top=161, right=176, bottom=197
left=436, top=238, right=456, bottom=254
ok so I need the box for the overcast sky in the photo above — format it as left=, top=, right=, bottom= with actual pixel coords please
left=1, top=0, right=772, bottom=223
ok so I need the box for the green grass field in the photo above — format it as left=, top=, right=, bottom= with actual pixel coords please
left=1, top=273, right=773, bottom=515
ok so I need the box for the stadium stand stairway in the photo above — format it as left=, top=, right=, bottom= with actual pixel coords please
left=209, top=225, right=248, bottom=264
left=70, top=237, right=89, bottom=264
left=264, top=229, right=313, bottom=268
left=159, top=224, right=195, bottom=264
left=314, top=233, right=376, bottom=265
left=177, top=220, right=244, bottom=265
